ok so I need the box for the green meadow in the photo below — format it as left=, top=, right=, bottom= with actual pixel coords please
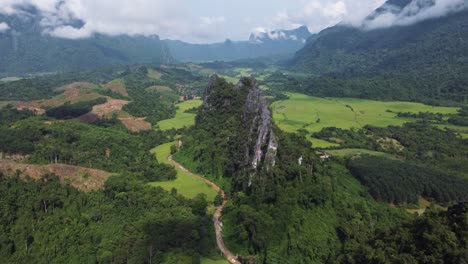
left=272, top=92, right=460, bottom=148
left=201, top=258, right=229, bottom=264
left=150, top=142, right=217, bottom=201
left=326, top=148, right=396, bottom=159
left=0, top=77, right=22, bottom=82
left=219, top=75, right=239, bottom=84
left=434, top=123, right=468, bottom=139
left=157, top=100, right=202, bottom=131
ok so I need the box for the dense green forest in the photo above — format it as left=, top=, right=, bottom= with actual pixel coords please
left=0, top=174, right=215, bottom=263
left=171, top=76, right=468, bottom=263
left=348, top=157, right=468, bottom=204
left=339, top=202, right=468, bottom=263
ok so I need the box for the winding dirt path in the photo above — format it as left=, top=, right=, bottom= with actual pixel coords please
left=168, top=156, right=241, bottom=264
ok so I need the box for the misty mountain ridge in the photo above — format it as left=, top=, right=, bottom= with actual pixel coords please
left=248, top=26, right=311, bottom=44
left=292, top=0, right=468, bottom=103
left=360, top=0, right=465, bottom=30
left=0, top=5, right=172, bottom=74
left=164, top=26, right=312, bottom=62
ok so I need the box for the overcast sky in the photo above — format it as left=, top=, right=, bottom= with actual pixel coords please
left=0, top=0, right=388, bottom=42
left=0, top=0, right=464, bottom=43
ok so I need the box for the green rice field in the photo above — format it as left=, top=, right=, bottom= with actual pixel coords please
left=150, top=142, right=217, bottom=201
left=271, top=92, right=460, bottom=148
left=157, top=100, right=202, bottom=131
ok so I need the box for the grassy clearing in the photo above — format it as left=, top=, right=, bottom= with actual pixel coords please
left=0, top=77, right=22, bottom=82
left=201, top=258, right=229, bottom=264
left=147, top=68, right=162, bottom=79
left=0, top=101, right=12, bottom=108
left=150, top=142, right=217, bottom=201
left=434, top=124, right=468, bottom=139
left=271, top=93, right=460, bottom=147
left=145, top=85, right=172, bottom=93
left=104, top=79, right=128, bottom=97
left=232, top=68, right=253, bottom=77
left=157, top=100, right=202, bottom=131
left=219, top=75, right=238, bottom=84
left=326, top=149, right=396, bottom=159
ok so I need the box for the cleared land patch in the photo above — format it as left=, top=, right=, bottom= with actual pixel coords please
left=149, top=142, right=217, bottom=201
left=118, top=117, right=152, bottom=132
left=146, top=85, right=173, bottom=93
left=147, top=68, right=163, bottom=79
left=271, top=93, right=460, bottom=148
left=104, top=79, right=128, bottom=97
left=157, top=100, right=202, bottom=131
left=92, top=99, right=130, bottom=118
left=0, top=160, right=112, bottom=191
left=14, top=82, right=105, bottom=112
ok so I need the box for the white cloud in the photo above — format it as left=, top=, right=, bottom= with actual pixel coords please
left=200, top=16, right=226, bottom=26
left=1, top=0, right=464, bottom=43
left=261, top=0, right=385, bottom=33
left=0, top=0, right=215, bottom=41
left=0, top=22, right=10, bottom=32
left=362, top=0, right=466, bottom=30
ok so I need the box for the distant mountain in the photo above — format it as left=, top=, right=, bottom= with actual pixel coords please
left=164, top=26, right=312, bottom=62
left=0, top=6, right=173, bottom=75
left=292, top=0, right=468, bottom=104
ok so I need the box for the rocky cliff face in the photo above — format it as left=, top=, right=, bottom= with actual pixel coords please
left=198, top=75, right=277, bottom=189
left=235, top=77, right=277, bottom=187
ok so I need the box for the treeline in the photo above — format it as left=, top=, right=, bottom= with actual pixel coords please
left=316, top=122, right=468, bottom=175
left=448, top=106, right=468, bottom=126
left=396, top=111, right=445, bottom=122
left=0, top=106, right=35, bottom=125
left=0, top=173, right=215, bottom=263
left=339, top=202, right=468, bottom=263
left=45, top=97, right=107, bottom=119
left=347, top=157, right=468, bottom=204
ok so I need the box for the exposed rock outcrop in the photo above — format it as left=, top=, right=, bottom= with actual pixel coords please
left=199, top=75, right=277, bottom=189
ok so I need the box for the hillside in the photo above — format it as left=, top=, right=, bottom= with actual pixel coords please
left=165, top=26, right=311, bottom=62
left=0, top=7, right=172, bottom=75
left=292, top=1, right=468, bottom=104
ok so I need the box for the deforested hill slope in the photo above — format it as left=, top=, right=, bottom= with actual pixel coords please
left=292, top=0, right=468, bottom=104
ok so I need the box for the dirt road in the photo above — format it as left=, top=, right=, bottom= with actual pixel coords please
left=168, top=156, right=241, bottom=264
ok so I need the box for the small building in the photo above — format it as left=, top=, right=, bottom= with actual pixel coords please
left=318, top=152, right=332, bottom=161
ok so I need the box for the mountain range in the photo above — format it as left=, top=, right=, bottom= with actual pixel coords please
left=292, top=0, right=468, bottom=104
left=163, top=26, right=312, bottom=62
left=0, top=5, right=311, bottom=75
left=0, top=6, right=173, bottom=75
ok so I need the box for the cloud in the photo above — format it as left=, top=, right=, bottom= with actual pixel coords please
left=0, top=0, right=220, bottom=42
left=200, top=16, right=226, bottom=26
left=260, top=0, right=385, bottom=33
left=0, top=22, right=10, bottom=32
left=362, top=0, right=466, bottom=30
left=2, top=0, right=461, bottom=43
